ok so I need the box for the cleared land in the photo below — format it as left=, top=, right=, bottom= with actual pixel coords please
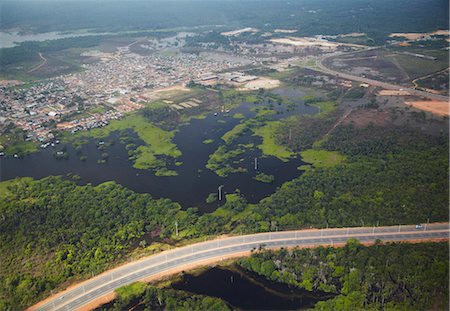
left=389, top=30, right=450, bottom=40
left=239, top=77, right=281, bottom=91
left=406, top=100, right=449, bottom=116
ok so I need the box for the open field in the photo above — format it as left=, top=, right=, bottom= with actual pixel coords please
left=389, top=30, right=450, bottom=40
left=238, top=77, right=281, bottom=91
left=406, top=100, right=449, bottom=116
left=270, top=37, right=339, bottom=48
left=327, top=46, right=449, bottom=90
left=300, top=149, right=345, bottom=168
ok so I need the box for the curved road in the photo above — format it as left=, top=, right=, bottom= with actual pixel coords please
left=31, top=223, right=449, bottom=311
left=312, top=51, right=448, bottom=102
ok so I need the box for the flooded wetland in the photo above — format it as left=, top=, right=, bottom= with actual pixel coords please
left=1, top=88, right=320, bottom=212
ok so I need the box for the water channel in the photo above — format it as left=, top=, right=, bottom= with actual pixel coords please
left=172, top=266, right=335, bottom=310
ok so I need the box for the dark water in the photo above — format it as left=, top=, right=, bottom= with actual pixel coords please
left=172, top=266, right=335, bottom=310
left=0, top=96, right=317, bottom=212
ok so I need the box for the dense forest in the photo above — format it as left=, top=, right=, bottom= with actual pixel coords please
left=0, top=177, right=199, bottom=310
left=239, top=242, right=449, bottom=310
left=1, top=0, right=448, bottom=42
left=1, top=116, right=448, bottom=309
left=198, top=118, right=449, bottom=233
left=95, top=282, right=230, bottom=311
left=0, top=31, right=176, bottom=68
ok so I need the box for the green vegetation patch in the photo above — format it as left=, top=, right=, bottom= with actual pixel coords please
left=253, top=121, right=294, bottom=161
left=206, top=192, right=218, bottom=204
left=109, top=284, right=230, bottom=311
left=0, top=177, right=33, bottom=198
left=253, top=173, right=275, bottom=183
left=115, top=282, right=147, bottom=303
left=206, top=145, right=248, bottom=177
left=232, top=113, right=245, bottom=119
left=0, top=176, right=193, bottom=310
left=222, top=123, right=248, bottom=144
left=343, top=87, right=365, bottom=100
left=4, top=141, right=38, bottom=156
left=239, top=242, right=449, bottom=310
left=310, top=101, right=336, bottom=115
left=225, top=193, right=240, bottom=203
left=202, top=139, right=214, bottom=144
left=0, top=127, right=39, bottom=156
left=300, top=149, right=345, bottom=168
left=74, top=114, right=181, bottom=171
left=155, top=168, right=178, bottom=177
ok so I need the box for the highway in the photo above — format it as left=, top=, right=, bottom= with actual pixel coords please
left=31, top=223, right=449, bottom=311
left=311, top=51, right=448, bottom=102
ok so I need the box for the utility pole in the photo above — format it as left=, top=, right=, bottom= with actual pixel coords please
left=289, top=129, right=292, bottom=141
left=218, top=185, right=224, bottom=201
left=254, top=157, right=258, bottom=170
left=175, top=220, right=178, bottom=237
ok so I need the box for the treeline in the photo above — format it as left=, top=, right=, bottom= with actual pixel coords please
left=1, top=0, right=448, bottom=43
left=0, top=31, right=177, bottom=67
left=1, top=115, right=448, bottom=309
left=239, top=242, right=449, bottom=310
left=201, top=144, right=449, bottom=232
left=321, top=123, right=448, bottom=157
left=96, top=282, right=230, bottom=311
left=0, top=36, right=103, bottom=66
left=0, top=177, right=199, bottom=310
left=276, top=110, right=341, bottom=151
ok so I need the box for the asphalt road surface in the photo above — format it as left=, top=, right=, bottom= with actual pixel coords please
left=32, top=223, right=449, bottom=311
left=312, top=52, right=448, bottom=102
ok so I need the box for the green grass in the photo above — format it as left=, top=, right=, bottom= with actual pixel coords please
left=202, top=139, right=214, bottom=144
left=253, top=108, right=277, bottom=118
left=115, top=282, right=146, bottom=302
left=225, top=193, right=240, bottom=203
left=300, top=149, right=346, bottom=168
left=390, top=53, right=449, bottom=79
left=4, top=141, right=38, bottom=156
left=252, top=121, right=294, bottom=161
left=310, top=101, right=337, bottom=115
left=155, top=168, right=178, bottom=177
left=206, top=192, right=217, bottom=204
left=87, top=105, right=107, bottom=114
left=253, top=173, right=275, bottom=183
left=233, top=113, right=245, bottom=119
left=222, top=123, right=248, bottom=144
left=206, top=145, right=248, bottom=177
left=74, top=114, right=181, bottom=170
left=0, top=177, right=33, bottom=198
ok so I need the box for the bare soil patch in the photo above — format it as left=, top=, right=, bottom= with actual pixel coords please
left=378, top=90, right=411, bottom=96
left=406, top=100, right=449, bottom=116
left=239, top=77, right=280, bottom=91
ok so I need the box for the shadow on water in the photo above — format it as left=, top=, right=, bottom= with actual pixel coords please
left=0, top=96, right=318, bottom=212
left=172, top=266, right=335, bottom=310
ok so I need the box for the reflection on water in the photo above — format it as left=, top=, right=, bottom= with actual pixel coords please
left=0, top=99, right=318, bottom=212
left=172, top=266, right=335, bottom=310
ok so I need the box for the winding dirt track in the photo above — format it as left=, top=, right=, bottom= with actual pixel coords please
left=28, top=52, right=47, bottom=73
